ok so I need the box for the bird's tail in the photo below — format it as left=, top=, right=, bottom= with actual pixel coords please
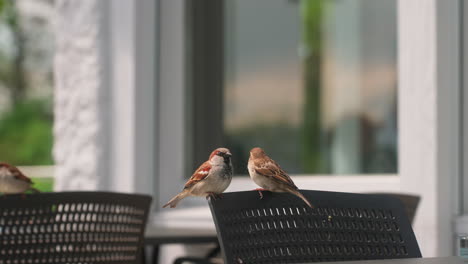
left=163, top=190, right=189, bottom=208
left=289, top=189, right=313, bottom=208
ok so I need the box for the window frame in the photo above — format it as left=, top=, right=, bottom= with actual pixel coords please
left=105, top=0, right=157, bottom=196
left=185, top=0, right=225, bottom=172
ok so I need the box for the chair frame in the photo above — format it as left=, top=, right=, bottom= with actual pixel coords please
left=209, top=190, right=421, bottom=264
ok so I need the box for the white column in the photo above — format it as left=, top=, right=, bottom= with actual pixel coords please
left=54, top=0, right=157, bottom=195
left=54, top=0, right=111, bottom=191
left=399, top=0, right=461, bottom=257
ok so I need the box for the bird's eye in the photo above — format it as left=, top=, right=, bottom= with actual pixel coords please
left=217, top=151, right=221, bottom=155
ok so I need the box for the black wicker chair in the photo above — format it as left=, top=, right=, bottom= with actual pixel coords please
left=0, top=191, right=152, bottom=264
left=209, top=190, right=422, bottom=264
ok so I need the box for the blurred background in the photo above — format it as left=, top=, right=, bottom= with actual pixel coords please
left=0, top=0, right=466, bottom=262
left=217, top=0, right=396, bottom=175
left=0, top=0, right=53, bottom=191
left=0, top=0, right=398, bottom=197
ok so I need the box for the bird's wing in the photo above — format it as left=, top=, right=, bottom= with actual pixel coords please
left=184, top=161, right=212, bottom=189
left=255, top=160, right=297, bottom=189
left=9, top=166, right=32, bottom=184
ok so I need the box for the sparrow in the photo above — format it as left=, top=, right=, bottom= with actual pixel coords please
left=163, top=147, right=233, bottom=208
left=248, top=147, right=313, bottom=208
left=0, top=163, right=40, bottom=194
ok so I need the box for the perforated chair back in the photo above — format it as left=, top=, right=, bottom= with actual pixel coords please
left=365, top=193, right=420, bottom=224
left=209, top=190, right=421, bottom=264
left=0, top=192, right=152, bottom=264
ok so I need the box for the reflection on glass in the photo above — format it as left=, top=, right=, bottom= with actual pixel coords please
left=223, top=0, right=397, bottom=175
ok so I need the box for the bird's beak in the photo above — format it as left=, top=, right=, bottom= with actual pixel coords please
left=224, top=152, right=232, bottom=157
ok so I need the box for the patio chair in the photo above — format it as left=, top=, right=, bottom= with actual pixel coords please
left=364, top=193, right=420, bottom=224
left=0, top=191, right=152, bottom=264
left=209, top=190, right=422, bottom=264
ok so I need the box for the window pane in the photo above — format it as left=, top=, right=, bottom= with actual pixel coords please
left=223, top=0, right=397, bottom=175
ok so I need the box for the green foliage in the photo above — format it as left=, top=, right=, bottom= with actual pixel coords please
left=301, top=0, right=323, bottom=50
left=0, top=0, right=54, bottom=167
left=31, top=177, right=54, bottom=192
left=0, top=0, right=16, bottom=26
left=0, top=99, right=53, bottom=165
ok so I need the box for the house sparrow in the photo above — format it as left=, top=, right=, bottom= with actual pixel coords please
left=163, top=147, right=233, bottom=208
left=248, top=147, right=313, bottom=208
left=0, top=163, right=40, bottom=194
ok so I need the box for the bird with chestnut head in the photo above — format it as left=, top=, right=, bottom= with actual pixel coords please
left=163, top=147, right=233, bottom=208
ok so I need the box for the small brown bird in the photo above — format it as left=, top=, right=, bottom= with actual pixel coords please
left=248, top=147, right=313, bottom=208
left=0, top=163, right=40, bottom=194
left=163, top=148, right=233, bottom=208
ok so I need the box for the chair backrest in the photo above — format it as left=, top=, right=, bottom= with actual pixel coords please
left=209, top=190, right=421, bottom=264
left=0, top=192, right=152, bottom=264
left=365, top=193, right=420, bottom=224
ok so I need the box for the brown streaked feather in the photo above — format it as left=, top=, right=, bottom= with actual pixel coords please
left=254, top=159, right=297, bottom=189
left=1, top=163, right=32, bottom=184
left=184, top=161, right=212, bottom=189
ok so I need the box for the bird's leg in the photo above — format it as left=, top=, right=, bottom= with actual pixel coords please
left=253, top=188, right=268, bottom=199
left=206, top=192, right=217, bottom=201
